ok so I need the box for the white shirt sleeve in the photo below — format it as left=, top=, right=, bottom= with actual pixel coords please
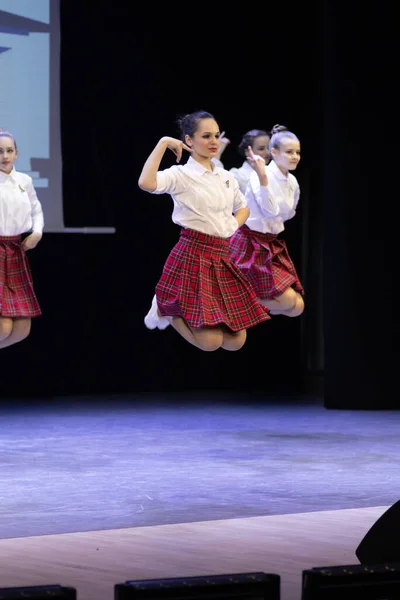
left=294, top=182, right=300, bottom=210
left=284, top=179, right=300, bottom=221
left=26, top=178, right=44, bottom=234
left=232, top=176, right=247, bottom=213
left=152, top=166, right=188, bottom=195
left=246, top=173, right=279, bottom=218
left=230, top=167, right=248, bottom=195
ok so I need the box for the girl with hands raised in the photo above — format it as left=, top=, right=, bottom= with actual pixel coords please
left=229, top=124, right=305, bottom=318
left=139, top=110, right=270, bottom=352
left=139, top=137, right=193, bottom=178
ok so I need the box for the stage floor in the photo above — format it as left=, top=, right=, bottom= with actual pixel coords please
left=0, top=394, right=398, bottom=598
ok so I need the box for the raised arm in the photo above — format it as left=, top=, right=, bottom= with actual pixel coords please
left=245, top=146, right=279, bottom=217
left=138, top=137, right=192, bottom=192
left=213, top=131, right=230, bottom=164
left=246, top=146, right=268, bottom=186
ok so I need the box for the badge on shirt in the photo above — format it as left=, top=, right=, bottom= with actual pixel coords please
left=225, top=180, right=229, bottom=188
left=18, top=184, right=25, bottom=192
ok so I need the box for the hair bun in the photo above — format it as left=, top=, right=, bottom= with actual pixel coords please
left=270, top=124, right=288, bottom=135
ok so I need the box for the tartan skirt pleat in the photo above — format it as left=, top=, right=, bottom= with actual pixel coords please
left=229, top=225, right=304, bottom=300
left=155, top=228, right=270, bottom=332
left=0, top=235, right=42, bottom=317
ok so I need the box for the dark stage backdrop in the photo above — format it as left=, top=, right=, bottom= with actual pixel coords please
left=1, top=3, right=325, bottom=400
left=323, top=4, right=399, bottom=408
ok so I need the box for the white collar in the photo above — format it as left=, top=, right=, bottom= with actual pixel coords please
left=240, top=160, right=254, bottom=173
left=186, top=155, right=220, bottom=176
left=0, top=166, right=18, bottom=182
left=269, top=160, right=289, bottom=181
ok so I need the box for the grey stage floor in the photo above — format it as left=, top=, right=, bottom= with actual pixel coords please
left=0, top=394, right=398, bottom=539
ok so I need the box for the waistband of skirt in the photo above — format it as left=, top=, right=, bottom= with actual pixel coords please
left=0, top=234, right=22, bottom=243
left=240, top=225, right=278, bottom=241
left=179, top=228, right=230, bottom=249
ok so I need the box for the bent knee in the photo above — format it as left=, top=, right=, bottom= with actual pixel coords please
left=198, top=338, right=222, bottom=352
left=13, top=318, right=32, bottom=340
left=275, top=288, right=298, bottom=309
left=222, top=330, right=247, bottom=351
left=0, top=318, right=13, bottom=341
left=287, top=295, right=305, bottom=317
left=196, top=329, right=224, bottom=352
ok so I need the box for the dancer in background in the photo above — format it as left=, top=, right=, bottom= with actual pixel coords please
left=229, top=124, right=304, bottom=317
left=213, top=128, right=271, bottom=193
left=0, top=129, right=43, bottom=349
left=139, top=110, right=270, bottom=352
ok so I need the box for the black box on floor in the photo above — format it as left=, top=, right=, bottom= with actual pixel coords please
left=302, top=562, right=400, bottom=599
left=0, top=585, right=76, bottom=598
left=115, top=572, right=280, bottom=600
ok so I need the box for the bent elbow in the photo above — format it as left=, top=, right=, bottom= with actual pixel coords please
left=240, top=207, right=250, bottom=222
left=138, top=176, right=147, bottom=191
left=138, top=177, right=156, bottom=193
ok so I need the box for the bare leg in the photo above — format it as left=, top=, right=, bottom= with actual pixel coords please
left=0, top=317, right=13, bottom=342
left=0, top=317, right=31, bottom=349
left=221, top=328, right=247, bottom=351
left=281, top=294, right=305, bottom=317
left=171, top=318, right=224, bottom=351
left=261, top=288, right=305, bottom=317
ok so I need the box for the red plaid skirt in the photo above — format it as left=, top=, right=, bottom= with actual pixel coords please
left=0, top=235, right=41, bottom=317
left=229, top=225, right=304, bottom=300
left=155, top=228, right=270, bottom=332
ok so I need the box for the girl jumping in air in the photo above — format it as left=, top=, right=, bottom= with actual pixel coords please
left=139, top=111, right=270, bottom=352
left=229, top=124, right=305, bottom=317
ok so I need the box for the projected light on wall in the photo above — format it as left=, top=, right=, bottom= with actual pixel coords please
left=0, top=0, right=115, bottom=234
